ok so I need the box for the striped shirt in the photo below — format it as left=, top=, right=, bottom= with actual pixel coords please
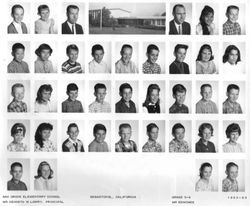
left=89, top=100, right=111, bottom=113
left=62, top=60, right=83, bottom=73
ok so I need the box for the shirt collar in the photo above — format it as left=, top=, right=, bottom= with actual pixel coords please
left=68, top=137, right=77, bottom=144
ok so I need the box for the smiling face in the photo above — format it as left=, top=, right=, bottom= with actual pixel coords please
left=149, top=89, right=159, bottom=104
left=41, top=90, right=51, bottom=102
left=227, top=166, right=238, bottom=180
left=93, top=50, right=104, bottom=64
left=148, top=127, right=159, bottom=141
left=67, top=126, right=79, bottom=141
left=227, top=8, right=239, bottom=23
left=204, top=12, right=214, bottom=25
left=174, top=91, right=186, bottom=105
left=12, top=86, right=25, bottom=102
left=41, top=164, right=51, bottom=179
left=119, top=127, right=131, bottom=143
left=39, top=8, right=50, bottom=21
left=201, top=166, right=212, bottom=180
left=121, top=88, right=132, bottom=102
left=228, top=49, right=238, bottom=65
left=10, top=166, right=23, bottom=181
left=201, top=86, right=212, bottom=101
left=227, top=89, right=239, bottom=103
left=95, top=88, right=106, bottom=103
left=41, top=129, right=51, bottom=141
left=229, top=131, right=239, bottom=143
left=175, top=48, right=186, bottom=62
left=94, top=129, right=106, bottom=143
left=13, top=48, right=24, bottom=62
left=40, top=49, right=51, bottom=61
left=68, top=90, right=78, bottom=101
left=121, top=47, right=132, bottom=64
left=147, top=49, right=159, bottom=64
left=173, top=127, right=185, bottom=142
left=201, top=128, right=212, bottom=142
left=13, top=130, right=24, bottom=144
left=68, top=49, right=78, bottom=63
left=12, top=8, right=24, bottom=23
left=173, top=6, right=186, bottom=24
left=201, top=48, right=211, bottom=62
left=67, top=8, right=79, bottom=24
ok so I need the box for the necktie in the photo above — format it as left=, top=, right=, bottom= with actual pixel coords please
left=72, top=25, right=74, bottom=34
left=74, top=143, right=78, bottom=152
left=178, top=25, right=181, bottom=35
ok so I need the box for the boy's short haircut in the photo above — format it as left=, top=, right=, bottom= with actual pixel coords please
left=37, top=5, right=49, bottom=14
left=119, top=83, right=132, bottom=94
left=225, top=123, right=241, bottom=138
left=174, top=44, right=188, bottom=54
left=11, top=4, right=24, bottom=16
left=172, top=84, right=186, bottom=95
left=172, top=123, right=185, bottom=135
left=66, top=44, right=79, bottom=55
left=200, top=84, right=212, bottom=92
left=11, top=83, right=24, bottom=94
left=199, top=162, right=212, bottom=178
left=94, top=83, right=106, bottom=93
left=67, top=5, right=79, bottom=14
left=91, top=44, right=104, bottom=55
left=146, top=44, right=159, bottom=54
left=93, top=124, right=106, bottom=134
left=12, top=43, right=25, bottom=53
left=35, top=44, right=53, bottom=56
left=172, top=4, right=185, bottom=14
left=11, top=162, right=23, bottom=171
left=121, top=44, right=133, bottom=53
left=11, top=123, right=26, bottom=137
left=226, top=162, right=238, bottom=172
left=67, top=83, right=78, bottom=93
left=119, top=123, right=131, bottom=131
left=146, top=123, right=159, bottom=133
left=198, top=123, right=214, bottom=137
left=67, top=123, right=78, bottom=132
left=226, top=5, right=239, bottom=15
left=227, top=84, right=240, bottom=93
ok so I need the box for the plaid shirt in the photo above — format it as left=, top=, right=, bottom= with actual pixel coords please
left=223, top=99, right=242, bottom=114
left=8, top=100, right=27, bottom=112
left=223, top=20, right=241, bottom=35
left=62, top=98, right=84, bottom=113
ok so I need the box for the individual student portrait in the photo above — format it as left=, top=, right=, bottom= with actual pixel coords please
left=195, top=160, right=218, bottom=192
left=222, top=4, right=246, bottom=35
left=195, top=120, right=218, bottom=153
left=61, top=3, right=84, bottom=34
left=34, top=120, right=57, bottom=152
left=196, top=3, right=219, bottom=35
left=222, top=82, right=245, bottom=114
left=115, top=81, right=138, bottom=113
left=60, top=42, right=85, bottom=73
left=34, top=3, right=58, bottom=34
left=88, top=42, right=111, bottom=73
left=142, top=120, right=165, bottom=152
left=169, top=42, right=191, bottom=74
left=62, top=120, right=85, bottom=152
left=196, top=42, right=219, bottom=74
left=142, top=81, right=165, bottom=113
left=222, top=160, right=245, bottom=192
left=8, top=3, right=30, bottom=34
left=115, top=42, right=138, bottom=73
left=34, top=159, right=57, bottom=191
left=7, top=120, right=30, bottom=152
left=61, top=81, right=84, bottom=113
left=33, top=42, right=57, bottom=73
left=88, top=121, right=111, bottom=152
left=7, top=41, right=30, bottom=73
left=7, top=80, right=30, bottom=113
left=115, top=120, right=138, bottom=152
left=34, top=81, right=57, bottom=113
left=222, top=42, right=245, bottom=74
left=195, top=81, right=218, bottom=114
left=169, top=3, right=192, bottom=35
left=142, top=43, right=165, bottom=74
left=7, top=159, right=30, bottom=191
left=88, top=81, right=111, bottom=113
left=169, top=121, right=191, bottom=153
left=169, top=81, right=191, bottom=114
left=222, top=121, right=245, bottom=153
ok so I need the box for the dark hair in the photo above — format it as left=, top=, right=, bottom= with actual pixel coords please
left=119, top=83, right=133, bottom=95
left=199, top=162, right=212, bottom=178
left=66, top=44, right=79, bottom=55
left=146, top=123, right=159, bottom=133
left=10, top=162, right=23, bottom=171
left=172, top=84, right=186, bottom=95
left=146, top=44, right=159, bottom=54
left=143, top=84, right=160, bottom=107
left=227, top=84, right=239, bottom=93
left=93, top=124, right=106, bottom=134
left=196, top=44, right=214, bottom=61
left=172, top=123, right=185, bottom=135
left=36, top=84, right=53, bottom=103
left=35, top=44, right=53, bottom=57
left=67, top=123, right=78, bottom=132
left=199, top=6, right=214, bottom=35
left=121, top=44, right=132, bottom=53
left=66, top=83, right=78, bottom=93
left=94, top=83, right=106, bottom=93
left=226, top=162, right=238, bottom=173
left=91, top=44, right=104, bottom=55
left=200, top=84, right=212, bottom=92
left=174, top=44, right=188, bottom=54
left=225, top=123, right=241, bottom=138
left=223, top=45, right=241, bottom=64
left=11, top=83, right=24, bottom=94
left=35, top=123, right=53, bottom=149
left=35, top=161, right=54, bottom=179
left=11, top=123, right=26, bottom=137
left=37, top=5, right=49, bottom=15
left=226, top=5, right=239, bottom=15
left=66, top=5, right=79, bottom=14
left=198, top=123, right=214, bottom=137
left=172, top=4, right=185, bottom=14
left=12, top=43, right=25, bottom=53
left=11, top=4, right=24, bottom=16
left=119, top=123, right=131, bottom=131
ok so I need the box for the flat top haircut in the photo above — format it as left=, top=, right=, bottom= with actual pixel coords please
left=67, top=123, right=79, bottom=132
left=196, top=44, right=214, bottom=61
left=37, top=5, right=49, bottom=15
left=67, top=5, right=79, bottom=14
left=121, top=44, right=133, bottom=53
left=91, top=44, right=104, bottom=55
left=119, top=123, right=131, bottom=131
left=66, top=44, right=79, bottom=55
left=172, top=123, right=185, bottom=135
left=12, top=83, right=24, bottom=93
left=225, top=123, right=241, bottom=138
left=11, top=123, right=26, bottom=137
left=12, top=43, right=25, bottom=53
left=146, top=123, right=159, bottom=133
left=172, top=84, right=186, bottom=95
left=200, top=84, right=212, bottom=92
left=226, top=5, right=239, bottom=15
left=93, top=123, right=106, bottom=134
left=199, top=162, right=212, bottom=178
left=119, top=83, right=132, bottom=94
left=227, top=84, right=240, bottom=93
left=174, top=44, right=188, bottom=54
left=11, top=162, right=23, bottom=171
left=11, top=4, right=24, bottom=16
left=67, top=83, right=78, bottom=93
left=198, top=123, right=214, bottom=137
left=146, top=44, right=159, bottom=54
left=223, top=45, right=241, bottom=64
left=172, top=4, right=185, bottom=14
left=94, top=83, right=106, bottom=93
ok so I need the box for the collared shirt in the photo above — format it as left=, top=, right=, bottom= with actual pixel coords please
left=35, top=57, right=54, bottom=73
left=196, top=99, right=218, bottom=114
left=169, top=102, right=189, bottom=113
left=169, top=139, right=190, bottom=153
left=7, top=141, right=28, bottom=152
left=222, top=178, right=238, bottom=192
left=7, top=179, right=27, bottom=191
left=62, top=98, right=84, bottom=113
left=12, top=21, right=23, bottom=34
left=143, top=102, right=161, bottom=113
left=115, top=59, right=138, bottom=73
left=88, top=140, right=109, bottom=152
left=35, top=140, right=57, bottom=152
left=223, top=142, right=243, bottom=153
left=142, top=60, right=161, bottom=74
left=8, top=59, right=29, bottom=73
left=223, top=20, right=241, bottom=35
left=8, top=100, right=27, bottom=113
left=174, top=21, right=182, bottom=34
left=67, top=21, right=76, bottom=34
left=89, top=100, right=111, bottom=113
left=196, top=61, right=216, bottom=74
left=115, top=99, right=136, bottom=113
left=195, top=138, right=216, bottom=153
left=142, top=140, right=162, bottom=152
left=195, top=178, right=214, bottom=192
left=62, top=60, right=83, bottom=73
left=115, top=139, right=137, bottom=152
left=34, top=177, right=57, bottom=191
left=62, top=138, right=84, bottom=152
left=89, top=60, right=109, bottom=73
left=223, top=99, right=242, bottom=114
